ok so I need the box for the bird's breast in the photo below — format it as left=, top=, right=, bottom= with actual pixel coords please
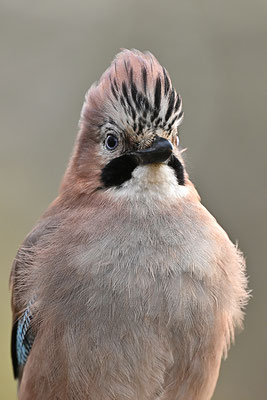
left=62, top=198, right=219, bottom=330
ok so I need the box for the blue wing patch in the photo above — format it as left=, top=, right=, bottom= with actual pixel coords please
left=16, top=299, right=35, bottom=365
left=12, top=298, right=35, bottom=378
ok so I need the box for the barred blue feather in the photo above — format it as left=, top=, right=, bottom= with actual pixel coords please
left=16, top=298, right=35, bottom=367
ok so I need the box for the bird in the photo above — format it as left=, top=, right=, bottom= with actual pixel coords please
left=10, top=49, right=249, bottom=400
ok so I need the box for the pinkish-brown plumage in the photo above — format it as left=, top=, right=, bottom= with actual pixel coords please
left=10, top=49, right=248, bottom=400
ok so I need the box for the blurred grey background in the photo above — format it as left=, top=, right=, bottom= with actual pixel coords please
left=1, top=1, right=266, bottom=398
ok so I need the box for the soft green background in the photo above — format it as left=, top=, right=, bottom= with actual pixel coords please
left=1, top=1, right=266, bottom=398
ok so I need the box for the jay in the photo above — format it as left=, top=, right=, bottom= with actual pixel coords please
left=10, top=49, right=248, bottom=400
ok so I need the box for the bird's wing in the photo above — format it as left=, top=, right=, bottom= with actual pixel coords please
left=10, top=217, right=57, bottom=379
left=11, top=297, right=36, bottom=379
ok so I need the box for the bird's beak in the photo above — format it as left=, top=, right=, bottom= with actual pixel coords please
left=129, top=136, right=173, bottom=165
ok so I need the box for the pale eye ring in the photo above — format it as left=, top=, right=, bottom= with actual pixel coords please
left=176, top=136, right=180, bottom=147
left=105, top=134, right=118, bottom=150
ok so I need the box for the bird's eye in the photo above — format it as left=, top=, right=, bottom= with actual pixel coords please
left=105, top=134, right=118, bottom=150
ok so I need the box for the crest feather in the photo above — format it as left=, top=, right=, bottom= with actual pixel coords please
left=80, top=49, right=183, bottom=137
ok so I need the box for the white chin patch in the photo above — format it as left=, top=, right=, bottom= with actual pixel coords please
left=110, top=164, right=188, bottom=201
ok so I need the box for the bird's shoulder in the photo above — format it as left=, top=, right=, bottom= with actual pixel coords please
left=10, top=215, right=59, bottom=313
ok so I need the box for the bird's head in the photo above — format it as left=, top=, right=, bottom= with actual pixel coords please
left=61, top=49, right=187, bottom=200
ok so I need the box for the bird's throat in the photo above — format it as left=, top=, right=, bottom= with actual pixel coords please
left=100, top=154, right=185, bottom=189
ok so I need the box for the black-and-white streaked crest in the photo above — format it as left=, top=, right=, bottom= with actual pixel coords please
left=80, top=49, right=184, bottom=140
